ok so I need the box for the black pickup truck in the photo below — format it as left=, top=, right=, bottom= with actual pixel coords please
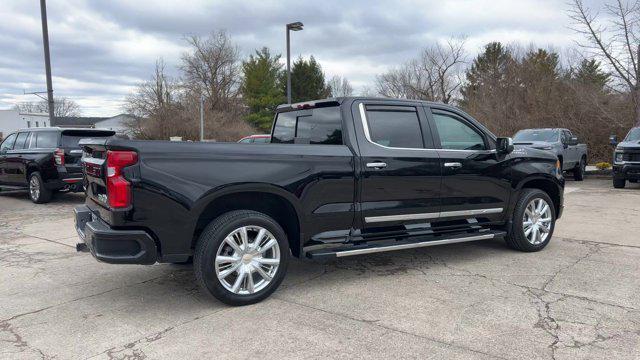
left=0, top=128, right=115, bottom=203
left=75, top=97, right=564, bottom=305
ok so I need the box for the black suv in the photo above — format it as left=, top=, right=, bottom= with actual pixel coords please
left=0, top=128, right=115, bottom=203
left=610, top=127, right=640, bottom=188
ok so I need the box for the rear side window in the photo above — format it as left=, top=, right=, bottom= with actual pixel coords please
left=1, top=133, right=17, bottom=151
left=253, top=137, right=269, bottom=143
left=13, top=132, right=30, bottom=150
left=364, top=106, right=424, bottom=149
left=432, top=113, right=486, bottom=150
left=272, top=107, right=342, bottom=145
left=35, top=132, right=59, bottom=148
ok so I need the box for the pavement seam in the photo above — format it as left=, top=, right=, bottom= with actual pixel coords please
left=272, top=297, right=508, bottom=360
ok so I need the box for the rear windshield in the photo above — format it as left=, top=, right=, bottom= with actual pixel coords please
left=272, top=106, right=342, bottom=145
left=61, top=131, right=115, bottom=148
left=514, top=129, right=558, bottom=142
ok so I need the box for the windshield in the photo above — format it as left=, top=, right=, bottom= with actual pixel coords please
left=624, top=127, right=640, bottom=142
left=514, top=129, right=558, bottom=142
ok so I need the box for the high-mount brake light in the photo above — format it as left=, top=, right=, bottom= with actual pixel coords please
left=105, top=150, right=138, bottom=208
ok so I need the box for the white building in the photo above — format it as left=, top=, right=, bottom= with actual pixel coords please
left=0, top=110, right=50, bottom=139
left=94, top=114, right=134, bottom=137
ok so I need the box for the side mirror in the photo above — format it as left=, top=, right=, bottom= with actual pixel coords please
left=496, top=137, right=514, bottom=154
left=609, top=135, right=618, bottom=146
left=567, top=136, right=579, bottom=146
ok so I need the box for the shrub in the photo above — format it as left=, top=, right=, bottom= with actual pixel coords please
left=595, top=162, right=611, bottom=170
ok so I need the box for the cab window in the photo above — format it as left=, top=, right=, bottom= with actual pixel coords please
left=364, top=106, right=425, bottom=149
left=1, top=133, right=17, bottom=152
left=432, top=113, right=486, bottom=150
left=13, top=132, right=29, bottom=150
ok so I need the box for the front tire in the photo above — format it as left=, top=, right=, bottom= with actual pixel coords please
left=505, top=189, right=556, bottom=252
left=194, top=210, right=289, bottom=306
left=28, top=172, right=52, bottom=204
left=613, top=178, right=626, bottom=188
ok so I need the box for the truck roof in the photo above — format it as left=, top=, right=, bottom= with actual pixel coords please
left=275, top=97, right=449, bottom=112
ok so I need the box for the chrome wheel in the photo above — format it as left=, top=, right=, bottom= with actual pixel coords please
left=522, top=198, right=552, bottom=245
left=215, top=226, right=280, bottom=295
left=29, top=176, right=40, bottom=201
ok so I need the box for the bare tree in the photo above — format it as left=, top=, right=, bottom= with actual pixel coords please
left=569, top=0, right=640, bottom=124
left=376, top=39, right=466, bottom=103
left=14, top=97, right=81, bottom=117
left=180, top=31, right=241, bottom=111
left=124, top=59, right=182, bottom=139
left=327, top=75, right=354, bottom=97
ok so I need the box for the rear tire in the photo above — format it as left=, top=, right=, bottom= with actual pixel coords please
left=505, top=189, right=556, bottom=252
left=28, top=172, right=52, bottom=204
left=194, top=210, right=289, bottom=306
left=613, top=178, right=626, bottom=188
left=573, top=157, right=586, bottom=181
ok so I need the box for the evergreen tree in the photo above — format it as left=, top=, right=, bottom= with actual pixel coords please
left=572, top=59, right=610, bottom=90
left=241, top=47, right=285, bottom=131
left=461, top=42, right=512, bottom=106
left=522, top=49, right=560, bottom=80
left=286, top=56, right=330, bottom=103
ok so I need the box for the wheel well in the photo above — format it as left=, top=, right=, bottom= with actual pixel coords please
left=192, top=192, right=301, bottom=257
left=521, top=179, right=561, bottom=215
left=26, top=164, right=39, bottom=179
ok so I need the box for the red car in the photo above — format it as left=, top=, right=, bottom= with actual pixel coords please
left=238, top=134, right=270, bottom=144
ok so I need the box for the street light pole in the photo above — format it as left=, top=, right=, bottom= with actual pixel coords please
left=200, top=94, right=204, bottom=141
left=39, top=0, right=54, bottom=123
left=286, top=22, right=303, bottom=104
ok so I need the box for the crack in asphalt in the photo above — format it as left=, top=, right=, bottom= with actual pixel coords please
left=272, top=296, right=508, bottom=360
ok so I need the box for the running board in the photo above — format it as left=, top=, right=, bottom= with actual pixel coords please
left=307, top=230, right=506, bottom=260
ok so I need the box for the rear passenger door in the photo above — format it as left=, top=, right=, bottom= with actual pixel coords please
left=354, top=101, right=441, bottom=237
left=428, top=107, right=511, bottom=226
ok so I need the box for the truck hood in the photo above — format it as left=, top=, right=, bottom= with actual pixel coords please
left=510, top=146, right=558, bottom=161
left=514, top=141, right=554, bottom=149
left=616, top=140, right=640, bottom=151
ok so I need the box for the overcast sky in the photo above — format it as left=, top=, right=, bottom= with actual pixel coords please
left=0, top=0, right=607, bottom=116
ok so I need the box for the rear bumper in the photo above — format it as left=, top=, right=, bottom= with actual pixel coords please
left=613, top=163, right=640, bottom=180
left=74, top=205, right=157, bottom=264
left=45, top=166, right=84, bottom=192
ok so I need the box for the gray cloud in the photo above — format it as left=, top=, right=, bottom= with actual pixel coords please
left=0, top=0, right=607, bottom=116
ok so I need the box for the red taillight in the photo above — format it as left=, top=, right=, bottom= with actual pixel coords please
left=106, top=150, right=138, bottom=208
left=54, top=148, right=65, bottom=165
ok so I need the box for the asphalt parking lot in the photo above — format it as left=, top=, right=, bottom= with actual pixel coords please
left=1, top=178, right=639, bottom=359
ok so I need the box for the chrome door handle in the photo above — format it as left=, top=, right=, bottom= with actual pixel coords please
left=366, top=162, right=387, bottom=169
left=444, top=162, right=462, bottom=169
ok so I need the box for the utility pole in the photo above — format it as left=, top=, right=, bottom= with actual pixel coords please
left=39, top=0, right=55, bottom=122
left=200, top=94, right=204, bottom=141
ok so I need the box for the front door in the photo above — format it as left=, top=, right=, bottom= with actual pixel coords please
left=427, top=107, right=511, bottom=226
left=6, top=132, right=30, bottom=185
left=354, top=100, right=441, bottom=238
left=0, top=133, right=18, bottom=185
